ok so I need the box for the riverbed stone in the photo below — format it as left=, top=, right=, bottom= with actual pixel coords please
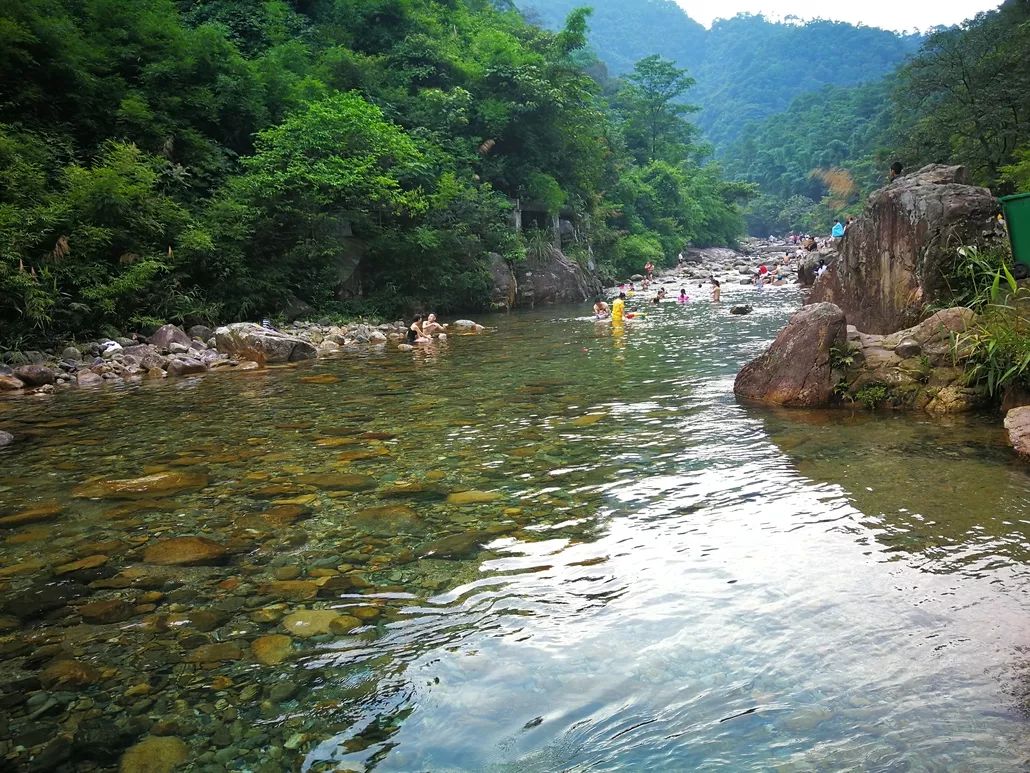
left=143, top=537, right=227, bottom=566
left=0, top=374, right=24, bottom=390
left=54, top=554, right=108, bottom=576
left=77, top=371, right=104, bottom=387
left=0, top=430, right=13, bottom=448
left=734, top=302, right=846, bottom=407
left=39, top=659, right=101, bottom=689
left=187, top=641, right=244, bottom=663
left=77, top=598, right=135, bottom=624
left=73, top=472, right=209, bottom=500
left=281, top=609, right=341, bottom=637
left=188, top=325, right=214, bottom=342
left=118, top=735, right=189, bottom=773
left=251, top=635, right=292, bottom=665
left=447, top=490, right=502, bottom=505
left=0, top=503, right=62, bottom=528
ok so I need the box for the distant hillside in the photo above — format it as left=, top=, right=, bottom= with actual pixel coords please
left=520, top=0, right=707, bottom=75
left=519, top=1, right=921, bottom=149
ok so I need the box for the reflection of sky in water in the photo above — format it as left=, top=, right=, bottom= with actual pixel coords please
left=1, top=282, right=1028, bottom=772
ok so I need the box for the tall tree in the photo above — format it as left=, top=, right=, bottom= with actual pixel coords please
left=617, top=55, right=697, bottom=163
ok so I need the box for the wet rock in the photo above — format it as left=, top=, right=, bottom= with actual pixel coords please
left=77, top=371, right=104, bottom=387
left=419, top=530, right=495, bottom=559
left=73, top=472, right=209, bottom=500
left=54, top=554, right=108, bottom=576
left=166, top=358, right=207, bottom=377
left=143, top=537, right=227, bottom=566
left=149, top=324, right=192, bottom=350
left=77, top=598, right=135, bottom=624
left=62, top=346, right=82, bottom=361
left=5, top=580, right=89, bottom=620
left=73, top=718, right=139, bottom=764
left=39, top=659, right=100, bottom=689
left=730, top=304, right=753, bottom=315
left=251, top=635, right=292, bottom=665
left=734, top=302, right=846, bottom=408
left=447, top=490, right=502, bottom=505
left=295, top=472, right=376, bottom=491
left=1005, top=406, right=1030, bottom=459
left=215, top=323, right=316, bottom=364
left=0, top=374, right=24, bottom=390
left=187, top=641, right=244, bottom=663
left=281, top=609, right=342, bottom=638
left=925, top=385, right=980, bottom=415
left=118, top=735, right=189, bottom=773
left=28, top=733, right=73, bottom=771
left=14, top=364, right=56, bottom=387
left=259, top=580, right=322, bottom=601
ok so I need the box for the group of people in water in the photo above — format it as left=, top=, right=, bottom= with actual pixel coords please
left=593, top=277, right=723, bottom=320
left=407, top=312, right=447, bottom=344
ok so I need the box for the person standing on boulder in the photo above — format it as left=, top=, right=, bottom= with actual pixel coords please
left=831, top=219, right=845, bottom=241
left=889, top=161, right=903, bottom=182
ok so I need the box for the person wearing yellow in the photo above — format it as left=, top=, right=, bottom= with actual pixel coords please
left=611, top=292, right=626, bottom=323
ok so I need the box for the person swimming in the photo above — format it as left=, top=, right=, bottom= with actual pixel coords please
left=422, top=313, right=446, bottom=336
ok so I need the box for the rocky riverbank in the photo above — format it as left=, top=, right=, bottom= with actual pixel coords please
left=0, top=318, right=486, bottom=402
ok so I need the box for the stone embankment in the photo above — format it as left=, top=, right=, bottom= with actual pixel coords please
left=0, top=319, right=486, bottom=399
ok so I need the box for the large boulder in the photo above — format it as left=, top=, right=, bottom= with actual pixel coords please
left=14, top=363, right=56, bottom=387
left=809, top=164, right=1004, bottom=334
left=214, top=323, right=317, bottom=364
left=734, top=302, right=846, bottom=407
left=148, top=324, right=191, bottom=350
left=514, top=246, right=602, bottom=307
left=1004, top=406, right=1030, bottom=459
left=487, top=252, right=518, bottom=310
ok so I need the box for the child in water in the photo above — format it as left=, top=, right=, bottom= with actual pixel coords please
left=677, top=289, right=689, bottom=303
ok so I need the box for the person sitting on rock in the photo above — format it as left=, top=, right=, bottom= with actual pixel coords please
left=815, top=259, right=828, bottom=278
left=831, top=219, right=845, bottom=240
left=407, top=315, right=431, bottom=345
left=422, top=313, right=446, bottom=336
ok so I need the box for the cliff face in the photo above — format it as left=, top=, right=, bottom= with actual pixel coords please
left=809, top=165, right=1004, bottom=334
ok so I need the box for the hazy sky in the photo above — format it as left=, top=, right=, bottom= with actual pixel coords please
left=677, top=0, right=1001, bottom=32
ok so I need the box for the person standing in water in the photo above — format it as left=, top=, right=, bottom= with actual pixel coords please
left=710, top=278, right=721, bottom=303
left=593, top=298, right=610, bottom=319
left=611, top=292, right=626, bottom=323
left=677, top=288, right=689, bottom=303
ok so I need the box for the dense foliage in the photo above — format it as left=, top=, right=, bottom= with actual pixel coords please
left=0, top=0, right=747, bottom=345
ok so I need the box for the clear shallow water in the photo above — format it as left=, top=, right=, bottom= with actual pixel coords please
left=1, top=283, right=1029, bottom=771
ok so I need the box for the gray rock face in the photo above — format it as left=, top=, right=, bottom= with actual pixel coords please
left=149, top=324, right=192, bottom=350
left=734, top=303, right=847, bottom=407
left=13, top=364, right=57, bottom=387
left=515, top=247, right=602, bottom=307
left=0, top=430, right=13, bottom=448
left=214, top=323, right=317, bottom=364
left=62, top=346, right=82, bottom=361
left=188, top=325, right=214, bottom=342
left=487, top=253, right=517, bottom=310
left=809, top=164, right=1004, bottom=334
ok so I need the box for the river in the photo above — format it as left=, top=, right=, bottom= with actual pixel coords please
left=0, top=283, right=1028, bottom=771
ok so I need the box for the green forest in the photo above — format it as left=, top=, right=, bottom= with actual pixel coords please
left=3, top=0, right=1029, bottom=346
left=0, top=0, right=748, bottom=346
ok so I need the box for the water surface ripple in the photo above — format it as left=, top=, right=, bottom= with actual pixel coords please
left=0, top=283, right=1028, bottom=771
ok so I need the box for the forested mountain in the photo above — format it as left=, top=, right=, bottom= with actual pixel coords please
left=517, top=0, right=920, bottom=147
left=726, top=0, right=1030, bottom=236
left=0, top=0, right=748, bottom=345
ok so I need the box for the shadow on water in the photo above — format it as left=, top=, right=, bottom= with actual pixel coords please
left=0, top=283, right=1028, bottom=771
